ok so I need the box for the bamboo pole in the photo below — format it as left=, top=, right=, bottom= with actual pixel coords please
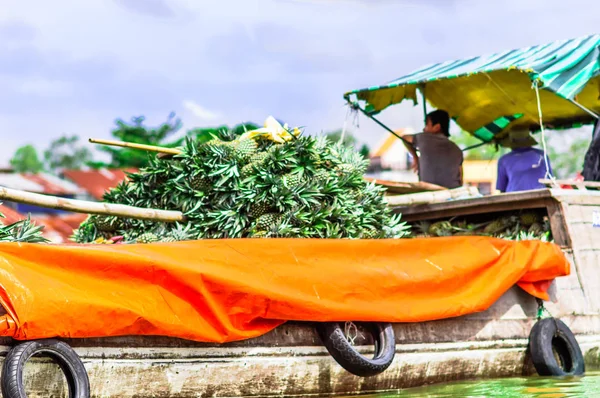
left=385, top=186, right=481, bottom=207
left=88, top=138, right=182, bottom=155
left=0, top=186, right=185, bottom=222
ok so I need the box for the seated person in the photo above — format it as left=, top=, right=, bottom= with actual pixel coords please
left=496, top=127, right=553, bottom=193
left=400, top=109, right=463, bottom=189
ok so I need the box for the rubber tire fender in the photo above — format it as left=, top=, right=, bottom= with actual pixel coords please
left=1, top=339, right=90, bottom=398
left=529, top=317, right=585, bottom=376
left=316, top=322, right=396, bottom=377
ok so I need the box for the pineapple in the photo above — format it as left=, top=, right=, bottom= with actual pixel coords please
left=256, top=213, right=280, bottom=231
left=249, top=202, right=271, bottom=219
left=454, top=220, right=468, bottom=230
left=190, top=174, right=211, bottom=191
left=233, top=138, right=258, bottom=161
left=249, top=152, right=268, bottom=165
left=251, top=231, right=269, bottom=238
left=159, top=224, right=193, bottom=242
left=483, top=218, right=509, bottom=235
left=362, top=228, right=379, bottom=238
left=202, top=139, right=235, bottom=156
left=240, top=163, right=256, bottom=179
left=528, top=222, right=543, bottom=235
left=282, top=172, right=304, bottom=190
left=520, top=212, right=540, bottom=227
left=414, top=221, right=431, bottom=236
left=93, top=215, right=118, bottom=232
left=336, top=163, right=356, bottom=175
left=313, top=169, right=330, bottom=184
left=428, top=221, right=453, bottom=237
left=136, top=232, right=159, bottom=244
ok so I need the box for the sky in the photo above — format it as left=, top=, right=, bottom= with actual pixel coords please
left=0, top=0, right=598, bottom=167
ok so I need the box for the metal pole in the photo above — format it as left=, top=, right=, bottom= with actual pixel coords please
left=567, top=98, right=600, bottom=120
left=347, top=101, right=416, bottom=151
left=462, top=141, right=489, bottom=151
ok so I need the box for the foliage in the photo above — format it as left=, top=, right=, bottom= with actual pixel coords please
left=186, top=122, right=260, bottom=145
left=359, top=144, right=370, bottom=159
left=545, top=129, right=590, bottom=179
left=407, top=210, right=552, bottom=243
left=44, top=135, right=93, bottom=173
left=453, top=132, right=508, bottom=160
left=88, top=112, right=184, bottom=169
left=72, top=128, right=410, bottom=243
left=325, top=129, right=370, bottom=160
left=0, top=207, right=49, bottom=243
left=9, top=145, right=44, bottom=173
left=325, top=129, right=358, bottom=148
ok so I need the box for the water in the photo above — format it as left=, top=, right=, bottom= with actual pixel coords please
left=359, top=372, right=600, bottom=397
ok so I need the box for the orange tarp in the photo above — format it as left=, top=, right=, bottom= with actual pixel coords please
left=0, top=237, right=569, bottom=343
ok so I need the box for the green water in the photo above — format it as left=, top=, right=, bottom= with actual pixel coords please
left=360, top=372, right=600, bottom=397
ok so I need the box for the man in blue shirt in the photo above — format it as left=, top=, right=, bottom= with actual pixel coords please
left=496, top=128, right=553, bottom=193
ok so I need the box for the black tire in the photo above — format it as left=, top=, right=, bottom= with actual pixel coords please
left=316, top=322, right=395, bottom=377
left=529, top=318, right=585, bottom=376
left=1, top=339, right=90, bottom=398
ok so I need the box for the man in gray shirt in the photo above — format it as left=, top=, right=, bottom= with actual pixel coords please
left=400, top=109, right=464, bottom=189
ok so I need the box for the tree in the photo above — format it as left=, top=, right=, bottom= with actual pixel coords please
left=548, top=136, right=589, bottom=179
left=325, top=129, right=358, bottom=148
left=10, top=145, right=44, bottom=173
left=451, top=131, right=508, bottom=161
left=187, top=122, right=260, bottom=144
left=44, top=135, right=93, bottom=173
left=89, top=113, right=183, bottom=169
left=359, top=144, right=370, bottom=159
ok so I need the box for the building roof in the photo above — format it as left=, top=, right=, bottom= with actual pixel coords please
left=21, top=172, right=85, bottom=196
left=0, top=204, right=28, bottom=224
left=61, top=168, right=137, bottom=200
left=371, top=128, right=413, bottom=158
left=0, top=173, right=45, bottom=192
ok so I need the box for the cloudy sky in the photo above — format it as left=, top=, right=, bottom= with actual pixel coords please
left=0, top=0, right=598, bottom=166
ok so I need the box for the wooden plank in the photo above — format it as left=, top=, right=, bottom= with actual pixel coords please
left=566, top=223, right=600, bottom=252
left=545, top=199, right=571, bottom=247
left=0, top=185, right=185, bottom=222
left=541, top=179, right=600, bottom=190
left=385, top=186, right=479, bottom=206
left=562, top=203, right=600, bottom=224
left=572, top=250, right=600, bottom=312
left=392, top=189, right=553, bottom=221
left=364, top=178, right=447, bottom=194
left=551, top=190, right=600, bottom=205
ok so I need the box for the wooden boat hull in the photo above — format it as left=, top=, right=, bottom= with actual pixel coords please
left=4, top=189, right=600, bottom=397
left=4, top=268, right=599, bottom=397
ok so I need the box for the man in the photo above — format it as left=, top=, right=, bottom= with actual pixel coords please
left=496, top=127, right=553, bottom=193
left=400, top=109, right=463, bottom=189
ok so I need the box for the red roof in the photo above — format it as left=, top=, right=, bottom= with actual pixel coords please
left=62, top=168, right=137, bottom=200
left=35, top=213, right=88, bottom=242
left=0, top=204, right=27, bottom=224
left=20, top=173, right=82, bottom=195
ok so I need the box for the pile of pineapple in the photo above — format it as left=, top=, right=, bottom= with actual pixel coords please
left=71, top=125, right=410, bottom=244
left=408, top=210, right=552, bottom=242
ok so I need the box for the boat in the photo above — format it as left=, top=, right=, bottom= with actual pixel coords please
left=0, top=35, right=599, bottom=397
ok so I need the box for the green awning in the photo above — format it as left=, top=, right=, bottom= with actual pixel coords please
left=345, top=35, right=600, bottom=140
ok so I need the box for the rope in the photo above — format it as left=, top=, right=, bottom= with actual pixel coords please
left=533, top=81, right=557, bottom=184
left=339, top=103, right=360, bottom=145
left=344, top=321, right=359, bottom=345
left=340, top=106, right=350, bottom=144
